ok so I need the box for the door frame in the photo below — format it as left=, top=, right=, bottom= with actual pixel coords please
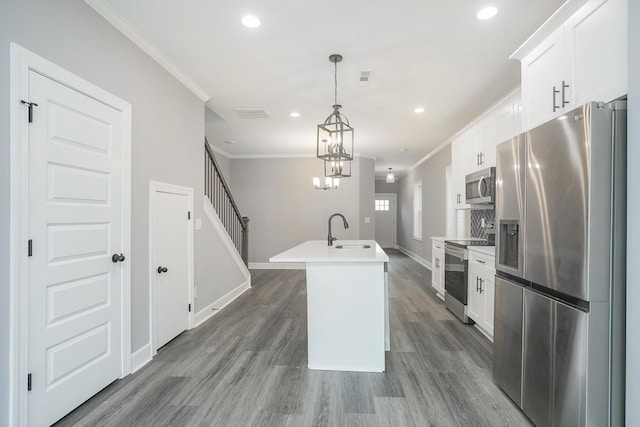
left=148, top=181, right=195, bottom=355
left=374, top=193, right=397, bottom=248
left=8, top=43, right=132, bottom=426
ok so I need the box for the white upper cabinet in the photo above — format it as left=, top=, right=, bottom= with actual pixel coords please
left=450, top=89, right=521, bottom=209
left=451, top=135, right=471, bottom=209
left=521, top=27, right=569, bottom=128
left=516, top=0, right=627, bottom=129
left=567, top=0, right=627, bottom=107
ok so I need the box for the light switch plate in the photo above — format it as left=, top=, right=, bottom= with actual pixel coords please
left=364, top=217, right=371, bottom=224
left=195, top=218, right=202, bottom=230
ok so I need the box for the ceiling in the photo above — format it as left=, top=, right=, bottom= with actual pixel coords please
left=89, top=0, right=565, bottom=178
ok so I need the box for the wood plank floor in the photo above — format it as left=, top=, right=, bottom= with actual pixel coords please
left=55, top=249, right=530, bottom=427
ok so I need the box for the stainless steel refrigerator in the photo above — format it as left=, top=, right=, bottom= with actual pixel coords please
left=493, top=101, right=626, bottom=427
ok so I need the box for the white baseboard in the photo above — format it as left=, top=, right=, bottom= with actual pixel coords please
left=130, top=343, right=153, bottom=374
left=397, top=246, right=432, bottom=270
left=194, top=279, right=251, bottom=327
left=249, top=262, right=305, bottom=270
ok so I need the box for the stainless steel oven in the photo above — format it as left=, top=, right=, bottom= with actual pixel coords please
left=443, top=243, right=472, bottom=324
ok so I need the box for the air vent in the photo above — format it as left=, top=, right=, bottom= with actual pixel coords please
left=359, top=70, right=372, bottom=86
left=234, top=108, right=270, bottom=119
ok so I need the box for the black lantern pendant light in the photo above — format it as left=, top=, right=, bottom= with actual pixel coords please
left=316, top=54, right=353, bottom=178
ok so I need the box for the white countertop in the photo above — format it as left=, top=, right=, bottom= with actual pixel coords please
left=468, top=246, right=496, bottom=257
left=270, top=240, right=389, bottom=263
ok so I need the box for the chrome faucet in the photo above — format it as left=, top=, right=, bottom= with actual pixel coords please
left=328, top=213, right=349, bottom=246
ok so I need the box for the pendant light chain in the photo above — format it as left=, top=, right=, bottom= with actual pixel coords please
left=334, top=59, right=338, bottom=106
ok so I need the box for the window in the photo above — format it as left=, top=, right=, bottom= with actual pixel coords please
left=413, top=180, right=422, bottom=240
left=375, top=199, right=390, bottom=211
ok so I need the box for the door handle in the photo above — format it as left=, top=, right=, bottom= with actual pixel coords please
left=112, top=253, right=125, bottom=263
left=157, top=266, right=168, bottom=274
left=561, top=80, right=570, bottom=107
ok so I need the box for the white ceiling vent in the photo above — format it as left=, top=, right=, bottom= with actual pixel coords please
left=234, top=108, right=270, bottom=119
left=359, top=70, right=372, bottom=86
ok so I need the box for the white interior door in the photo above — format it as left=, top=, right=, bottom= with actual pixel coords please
left=152, top=188, right=192, bottom=350
left=375, top=193, right=397, bottom=248
left=27, top=70, right=125, bottom=426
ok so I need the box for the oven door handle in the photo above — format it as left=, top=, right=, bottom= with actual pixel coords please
left=445, top=245, right=466, bottom=259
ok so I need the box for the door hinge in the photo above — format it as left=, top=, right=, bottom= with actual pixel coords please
left=27, top=373, right=32, bottom=391
left=28, top=239, right=33, bottom=257
left=188, top=303, right=191, bottom=312
left=187, top=211, right=191, bottom=220
left=20, top=100, right=38, bottom=123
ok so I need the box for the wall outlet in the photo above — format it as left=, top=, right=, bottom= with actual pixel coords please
left=364, top=217, right=371, bottom=224
left=195, top=218, right=202, bottom=230
left=481, top=217, right=486, bottom=227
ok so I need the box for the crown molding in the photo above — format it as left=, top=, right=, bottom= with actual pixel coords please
left=84, top=0, right=211, bottom=102
left=407, top=85, right=522, bottom=175
left=210, top=145, right=233, bottom=159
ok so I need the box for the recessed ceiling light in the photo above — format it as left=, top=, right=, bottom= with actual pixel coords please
left=289, top=111, right=300, bottom=118
left=400, top=148, right=409, bottom=152
left=477, top=6, right=498, bottom=20
left=224, top=140, right=236, bottom=145
left=241, top=15, right=261, bottom=28
left=414, top=107, right=425, bottom=114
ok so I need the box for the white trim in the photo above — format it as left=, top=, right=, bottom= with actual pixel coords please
left=405, top=86, right=522, bottom=176
left=210, top=144, right=233, bottom=159
left=84, top=0, right=210, bottom=102
left=203, top=195, right=252, bottom=281
left=194, top=280, right=251, bottom=327
left=130, top=344, right=153, bottom=374
left=9, top=43, right=132, bottom=426
left=397, top=246, right=432, bottom=270
left=510, top=0, right=589, bottom=60
left=249, top=262, right=306, bottom=270
left=149, top=181, right=195, bottom=356
left=206, top=150, right=374, bottom=161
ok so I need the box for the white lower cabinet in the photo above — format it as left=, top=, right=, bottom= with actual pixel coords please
left=467, top=250, right=495, bottom=340
left=431, top=239, right=445, bottom=299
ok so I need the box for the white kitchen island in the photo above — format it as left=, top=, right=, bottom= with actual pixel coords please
left=270, top=240, right=390, bottom=372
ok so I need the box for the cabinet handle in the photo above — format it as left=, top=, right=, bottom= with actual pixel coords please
left=562, top=81, right=570, bottom=107
left=476, top=277, right=480, bottom=292
left=479, top=278, right=484, bottom=293
left=479, top=152, right=484, bottom=165
left=553, top=86, right=560, bottom=112
left=477, top=259, right=486, bottom=264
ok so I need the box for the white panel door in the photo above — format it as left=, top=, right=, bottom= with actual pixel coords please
left=27, top=70, right=125, bottom=426
left=154, top=191, right=190, bottom=349
left=374, top=194, right=396, bottom=248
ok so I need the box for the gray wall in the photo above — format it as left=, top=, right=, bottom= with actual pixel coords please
left=627, top=1, right=639, bottom=423
left=194, top=206, right=247, bottom=311
left=213, top=150, right=232, bottom=185
left=230, top=157, right=374, bottom=262
left=397, top=147, right=451, bottom=263
left=0, top=1, right=238, bottom=419
left=375, top=180, right=398, bottom=194
left=359, top=158, right=376, bottom=239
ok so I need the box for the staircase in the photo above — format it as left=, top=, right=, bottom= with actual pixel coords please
left=204, top=139, right=249, bottom=265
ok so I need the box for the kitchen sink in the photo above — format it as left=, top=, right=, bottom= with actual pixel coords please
left=335, top=244, right=371, bottom=249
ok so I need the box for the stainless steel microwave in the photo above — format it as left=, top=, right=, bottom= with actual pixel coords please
left=465, top=167, right=495, bottom=205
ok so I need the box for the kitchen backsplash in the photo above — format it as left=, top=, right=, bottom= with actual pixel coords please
left=470, top=208, right=495, bottom=240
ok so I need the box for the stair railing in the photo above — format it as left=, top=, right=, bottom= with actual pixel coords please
left=205, top=139, right=249, bottom=266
